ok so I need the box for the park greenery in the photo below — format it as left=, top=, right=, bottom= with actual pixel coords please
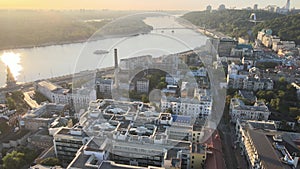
left=183, top=9, right=300, bottom=44
left=0, top=10, right=152, bottom=50
left=2, top=147, right=39, bottom=169
left=129, top=71, right=167, bottom=102
left=255, top=77, right=299, bottom=117
left=6, top=91, right=28, bottom=112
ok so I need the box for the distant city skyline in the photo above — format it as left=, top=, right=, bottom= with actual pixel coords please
left=0, top=0, right=299, bottom=10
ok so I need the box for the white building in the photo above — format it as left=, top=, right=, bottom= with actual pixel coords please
left=35, top=80, right=95, bottom=107
left=229, top=98, right=270, bottom=122
left=96, top=78, right=113, bottom=96
left=136, top=79, right=149, bottom=93
left=161, top=95, right=212, bottom=118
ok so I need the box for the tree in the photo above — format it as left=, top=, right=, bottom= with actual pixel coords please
left=40, top=157, right=61, bottom=166
left=2, top=151, right=26, bottom=169
left=156, top=82, right=167, bottom=90
left=270, top=98, right=280, bottom=111
left=6, top=97, right=16, bottom=110
left=141, top=95, right=149, bottom=103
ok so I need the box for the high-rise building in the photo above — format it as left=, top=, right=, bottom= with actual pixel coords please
left=253, top=4, right=258, bottom=10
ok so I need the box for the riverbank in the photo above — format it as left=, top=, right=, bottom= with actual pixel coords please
left=0, top=32, right=151, bottom=51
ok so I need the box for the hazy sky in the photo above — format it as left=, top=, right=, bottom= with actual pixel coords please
left=0, top=0, right=299, bottom=10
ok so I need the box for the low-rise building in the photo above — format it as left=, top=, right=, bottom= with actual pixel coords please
left=273, top=41, right=296, bottom=52
left=19, top=103, right=66, bottom=131
left=35, top=80, right=95, bottom=108
left=243, top=77, right=274, bottom=91
left=235, top=119, right=299, bottom=169
left=161, top=96, right=212, bottom=118
left=229, top=98, right=270, bottom=122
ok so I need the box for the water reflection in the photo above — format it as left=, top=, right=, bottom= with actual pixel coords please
left=1, top=52, right=22, bottom=80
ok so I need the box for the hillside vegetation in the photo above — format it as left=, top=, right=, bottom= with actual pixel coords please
left=182, top=10, right=284, bottom=40
left=0, top=10, right=152, bottom=50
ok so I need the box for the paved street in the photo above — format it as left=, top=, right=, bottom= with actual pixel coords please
left=218, top=118, right=248, bottom=169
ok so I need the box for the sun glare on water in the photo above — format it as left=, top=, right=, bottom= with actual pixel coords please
left=1, top=52, right=22, bottom=80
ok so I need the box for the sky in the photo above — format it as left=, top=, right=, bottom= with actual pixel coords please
left=0, top=0, right=299, bottom=10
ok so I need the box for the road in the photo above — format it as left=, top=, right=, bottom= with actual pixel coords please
left=218, top=118, right=238, bottom=169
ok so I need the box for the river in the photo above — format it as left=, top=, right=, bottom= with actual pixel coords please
left=0, top=15, right=208, bottom=87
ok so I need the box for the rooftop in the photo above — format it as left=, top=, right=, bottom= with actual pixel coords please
left=248, top=129, right=286, bottom=169
left=98, top=161, right=164, bottom=169
left=37, top=80, right=60, bottom=91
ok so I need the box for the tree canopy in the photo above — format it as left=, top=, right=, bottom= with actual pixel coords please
left=182, top=9, right=283, bottom=40
left=2, top=151, right=26, bottom=169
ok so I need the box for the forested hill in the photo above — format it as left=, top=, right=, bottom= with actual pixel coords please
left=253, top=14, right=300, bottom=45
left=0, top=10, right=153, bottom=50
left=182, top=10, right=284, bottom=40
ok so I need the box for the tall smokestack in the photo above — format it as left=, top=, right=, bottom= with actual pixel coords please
left=114, top=48, right=118, bottom=68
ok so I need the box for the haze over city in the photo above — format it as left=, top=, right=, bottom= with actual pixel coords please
left=0, top=0, right=299, bottom=10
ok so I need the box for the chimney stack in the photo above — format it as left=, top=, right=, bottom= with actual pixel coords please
left=114, top=48, right=118, bottom=69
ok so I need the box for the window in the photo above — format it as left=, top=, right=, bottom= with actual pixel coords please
left=192, top=156, right=194, bottom=159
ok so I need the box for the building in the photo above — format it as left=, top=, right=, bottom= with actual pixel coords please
left=229, top=98, right=270, bottom=122
left=218, top=38, right=238, bottom=57
left=230, top=44, right=253, bottom=58
left=161, top=96, right=212, bottom=118
left=243, top=77, right=274, bottom=91
left=95, top=78, right=113, bottom=97
left=227, top=74, right=247, bottom=89
left=35, top=80, right=61, bottom=102
left=190, top=144, right=206, bottom=169
left=253, top=4, right=258, bottom=10
left=136, top=78, right=149, bottom=93
left=235, top=119, right=299, bottom=169
left=53, top=125, right=90, bottom=162
left=272, top=41, right=296, bottom=52
left=191, top=67, right=207, bottom=77
left=74, top=99, right=195, bottom=169
left=292, top=82, right=300, bottom=100
left=238, top=37, right=250, bottom=44
left=35, top=80, right=95, bottom=108
left=19, top=103, right=66, bottom=131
